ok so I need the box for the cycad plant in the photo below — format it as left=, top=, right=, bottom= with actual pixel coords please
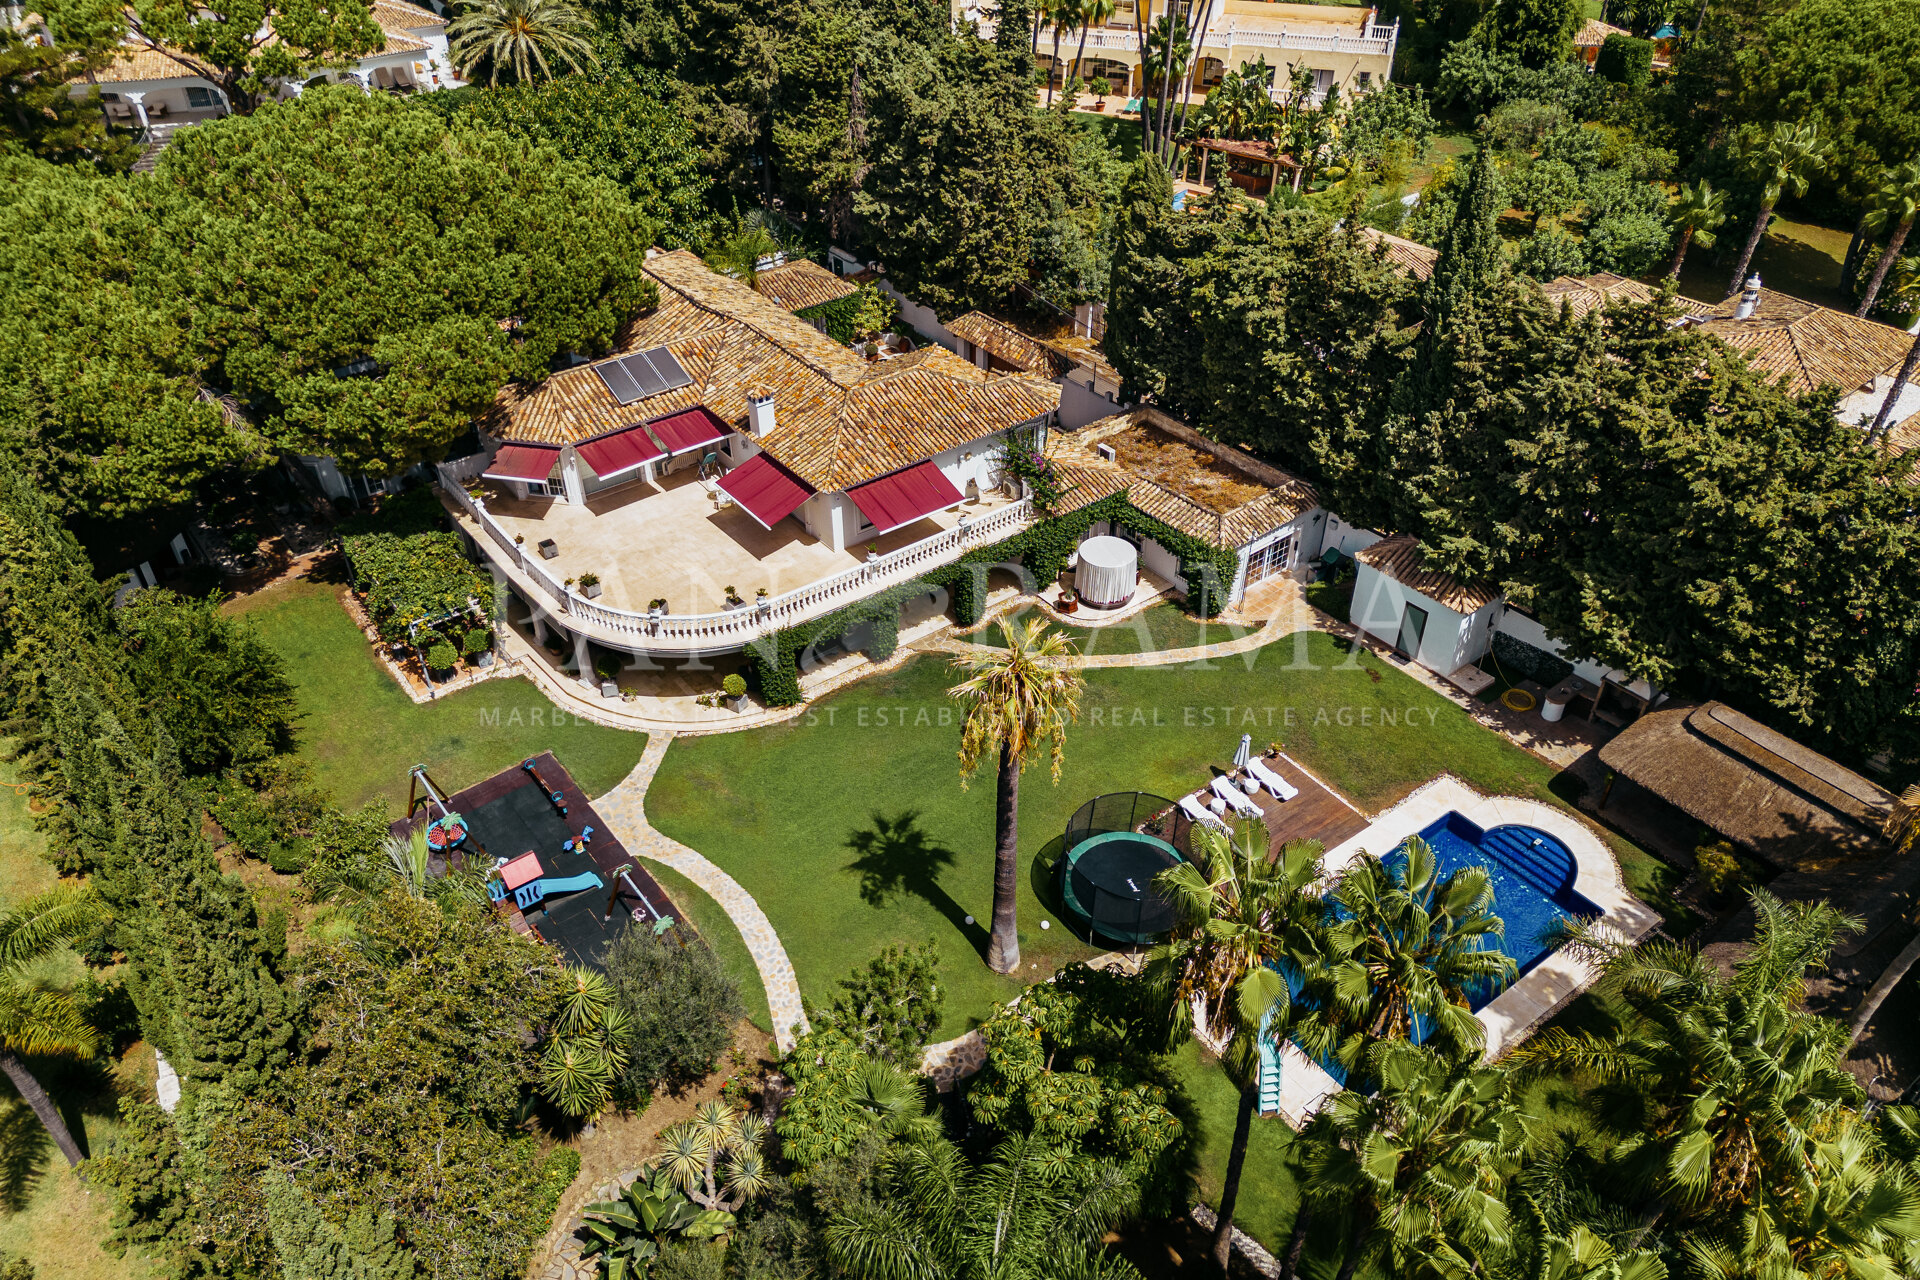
left=949, top=617, right=1084, bottom=974
left=539, top=966, right=630, bottom=1118
left=1148, top=825, right=1334, bottom=1275
left=826, top=1131, right=1143, bottom=1279
left=0, top=884, right=101, bottom=1168
left=447, top=0, right=600, bottom=87
left=1299, top=836, right=1514, bottom=1074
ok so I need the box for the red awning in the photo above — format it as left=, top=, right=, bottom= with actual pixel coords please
left=648, top=406, right=732, bottom=457
left=575, top=424, right=664, bottom=481
left=848, top=461, right=965, bottom=535
left=717, top=453, right=814, bottom=531
left=483, top=443, right=561, bottom=483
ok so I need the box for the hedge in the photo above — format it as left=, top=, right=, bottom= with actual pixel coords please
left=338, top=488, right=498, bottom=642
left=1595, top=34, right=1654, bottom=89
left=794, top=292, right=865, bottom=345
left=744, top=494, right=1240, bottom=707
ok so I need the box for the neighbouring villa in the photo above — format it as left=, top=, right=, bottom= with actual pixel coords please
left=968, top=0, right=1401, bottom=105
left=435, top=255, right=1337, bottom=702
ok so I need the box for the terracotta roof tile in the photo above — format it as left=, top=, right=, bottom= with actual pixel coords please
left=1539, top=272, right=1716, bottom=320
left=1574, top=17, right=1630, bottom=44
left=947, top=312, right=1075, bottom=378
left=753, top=259, right=858, bottom=313
left=1691, top=286, right=1914, bottom=397
left=484, top=249, right=1060, bottom=491
left=370, top=0, right=442, bottom=27
left=1354, top=535, right=1499, bottom=612
left=1359, top=227, right=1438, bottom=282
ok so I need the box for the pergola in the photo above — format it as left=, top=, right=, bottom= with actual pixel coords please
left=1192, top=137, right=1302, bottom=197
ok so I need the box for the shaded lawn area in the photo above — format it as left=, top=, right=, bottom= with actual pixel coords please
left=226, top=575, right=646, bottom=811
left=1060, top=108, right=1145, bottom=167
left=966, top=601, right=1248, bottom=656
left=1676, top=212, right=1854, bottom=312
left=0, top=748, right=154, bottom=1280
left=649, top=631, right=1682, bottom=1037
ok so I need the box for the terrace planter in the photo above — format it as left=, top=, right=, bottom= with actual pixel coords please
left=537, top=539, right=559, bottom=560
left=581, top=582, right=603, bottom=599
left=475, top=650, right=495, bottom=668
left=600, top=680, right=619, bottom=698
left=728, top=693, right=749, bottom=713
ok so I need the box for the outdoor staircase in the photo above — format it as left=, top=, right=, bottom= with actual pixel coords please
left=1256, top=1007, right=1283, bottom=1115
left=1477, top=824, right=1576, bottom=897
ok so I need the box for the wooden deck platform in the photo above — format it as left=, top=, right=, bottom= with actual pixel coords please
left=1247, top=752, right=1371, bottom=855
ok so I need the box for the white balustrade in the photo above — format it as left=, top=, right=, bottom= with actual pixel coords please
left=437, top=462, right=1034, bottom=652
left=1034, top=20, right=1394, bottom=58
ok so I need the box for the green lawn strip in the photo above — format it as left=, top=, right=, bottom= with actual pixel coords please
left=0, top=747, right=152, bottom=1280
left=226, top=577, right=646, bottom=811
left=1676, top=212, right=1853, bottom=313
left=967, top=601, right=1249, bottom=656
left=649, top=631, right=1682, bottom=1038
left=1058, top=109, right=1145, bottom=167
left=645, top=861, right=774, bottom=1034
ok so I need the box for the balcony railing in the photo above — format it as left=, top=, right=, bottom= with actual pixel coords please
left=1032, top=17, right=1397, bottom=58
left=438, top=463, right=1035, bottom=652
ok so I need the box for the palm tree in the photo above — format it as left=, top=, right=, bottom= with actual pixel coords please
left=1296, top=1039, right=1534, bottom=1280
left=826, top=1131, right=1143, bottom=1279
left=1869, top=326, right=1920, bottom=442
left=707, top=215, right=783, bottom=286
left=949, top=617, right=1084, bottom=975
left=447, top=0, right=600, bottom=87
left=1726, top=121, right=1831, bottom=296
left=1044, top=0, right=1081, bottom=106
left=1149, top=825, right=1334, bottom=1276
left=0, top=884, right=102, bottom=1169
left=1508, top=892, right=1862, bottom=1234
left=1667, top=179, right=1727, bottom=278
left=1067, top=0, right=1118, bottom=107
left=1856, top=159, right=1920, bottom=317
left=1297, top=836, right=1515, bottom=1075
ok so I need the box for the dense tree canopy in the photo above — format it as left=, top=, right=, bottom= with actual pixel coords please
left=124, top=0, right=385, bottom=113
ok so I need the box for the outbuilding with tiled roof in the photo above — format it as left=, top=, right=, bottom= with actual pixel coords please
left=754, top=259, right=860, bottom=315
left=1351, top=535, right=1505, bottom=678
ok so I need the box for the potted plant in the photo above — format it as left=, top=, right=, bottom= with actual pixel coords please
left=593, top=650, right=623, bottom=698
left=723, top=673, right=749, bottom=712
left=463, top=626, right=494, bottom=668
left=578, top=572, right=603, bottom=600
left=1058, top=587, right=1079, bottom=615
left=1091, top=75, right=1113, bottom=100
left=426, top=641, right=457, bottom=677
left=514, top=533, right=526, bottom=545
left=723, top=585, right=746, bottom=608
left=537, top=537, right=559, bottom=560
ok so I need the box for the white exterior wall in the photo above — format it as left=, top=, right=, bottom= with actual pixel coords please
left=1492, top=609, right=1622, bottom=685
left=873, top=280, right=961, bottom=353
left=1322, top=512, right=1383, bottom=558
left=1227, top=508, right=1325, bottom=602
left=1351, top=561, right=1497, bottom=674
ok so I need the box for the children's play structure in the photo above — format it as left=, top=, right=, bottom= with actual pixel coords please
left=521, top=756, right=568, bottom=817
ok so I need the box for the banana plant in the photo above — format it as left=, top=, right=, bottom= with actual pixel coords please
left=578, top=1167, right=733, bottom=1280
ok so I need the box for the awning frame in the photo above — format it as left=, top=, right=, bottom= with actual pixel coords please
left=847, top=459, right=967, bottom=537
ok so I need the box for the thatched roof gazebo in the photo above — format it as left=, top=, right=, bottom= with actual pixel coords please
left=1598, top=701, right=1895, bottom=870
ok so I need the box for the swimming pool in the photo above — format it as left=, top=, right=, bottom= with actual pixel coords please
left=1394, top=811, right=1601, bottom=1008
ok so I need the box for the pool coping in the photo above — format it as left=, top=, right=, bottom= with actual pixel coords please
left=1270, top=774, right=1661, bottom=1127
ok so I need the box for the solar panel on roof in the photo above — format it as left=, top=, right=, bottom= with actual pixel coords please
left=594, top=359, right=643, bottom=405
left=649, top=348, right=691, bottom=390
left=621, top=351, right=668, bottom=397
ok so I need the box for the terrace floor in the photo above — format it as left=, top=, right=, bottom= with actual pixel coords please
left=458, top=465, right=1018, bottom=619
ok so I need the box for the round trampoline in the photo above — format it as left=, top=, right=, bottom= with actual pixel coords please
left=1060, top=792, right=1188, bottom=945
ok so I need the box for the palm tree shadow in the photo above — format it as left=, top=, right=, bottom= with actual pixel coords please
left=0, top=1101, right=50, bottom=1213
left=844, top=810, right=989, bottom=960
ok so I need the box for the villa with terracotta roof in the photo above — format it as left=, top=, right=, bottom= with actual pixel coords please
left=60, top=0, right=458, bottom=133
left=438, top=249, right=1062, bottom=671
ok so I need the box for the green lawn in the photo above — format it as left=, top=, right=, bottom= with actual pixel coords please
left=649, top=631, right=1682, bottom=1038
left=0, top=752, right=153, bottom=1280
left=1676, top=212, right=1854, bottom=312
left=1060, top=109, right=1145, bottom=168
left=967, top=602, right=1248, bottom=656
left=227, top=576, right=647, bottom=811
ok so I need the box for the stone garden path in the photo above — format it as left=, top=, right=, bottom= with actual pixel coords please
left=594, top=734, right=811, bottom=1053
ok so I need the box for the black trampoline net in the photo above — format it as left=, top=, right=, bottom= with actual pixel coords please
left=1068, top=837, right=1182, bottom=941
left=1064, top=791, right=1196, bottom=859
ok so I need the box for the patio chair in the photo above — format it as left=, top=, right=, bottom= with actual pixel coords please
left=1210, top=775, right=1262, bottom=818
left=1179, top=794, right=1229, bottom=832
left=1246, top=756, right=1299, bottom=801
left=1122, top=97, right=1142, bottom=114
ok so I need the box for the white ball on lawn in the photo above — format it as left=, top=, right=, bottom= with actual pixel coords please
left=964, top=915, right=974, bottom=925
left=1040, top=920, right=1050, bottom=930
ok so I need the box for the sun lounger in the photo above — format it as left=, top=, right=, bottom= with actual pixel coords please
left=1246, top=756, right=1299, bottom=801
left=1210, top=775, right=1262, bottom=818
left=1122, top=97, right=1142, bottom=113
left=1179, top=794, right=1229, bottom=831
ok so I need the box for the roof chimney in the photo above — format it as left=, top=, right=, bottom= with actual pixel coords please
left=747, top=391, right=776, bottom=437
left=1733, top=274, right=1762, bottom=320
left=1096, top=443, right=1117, bottom=463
